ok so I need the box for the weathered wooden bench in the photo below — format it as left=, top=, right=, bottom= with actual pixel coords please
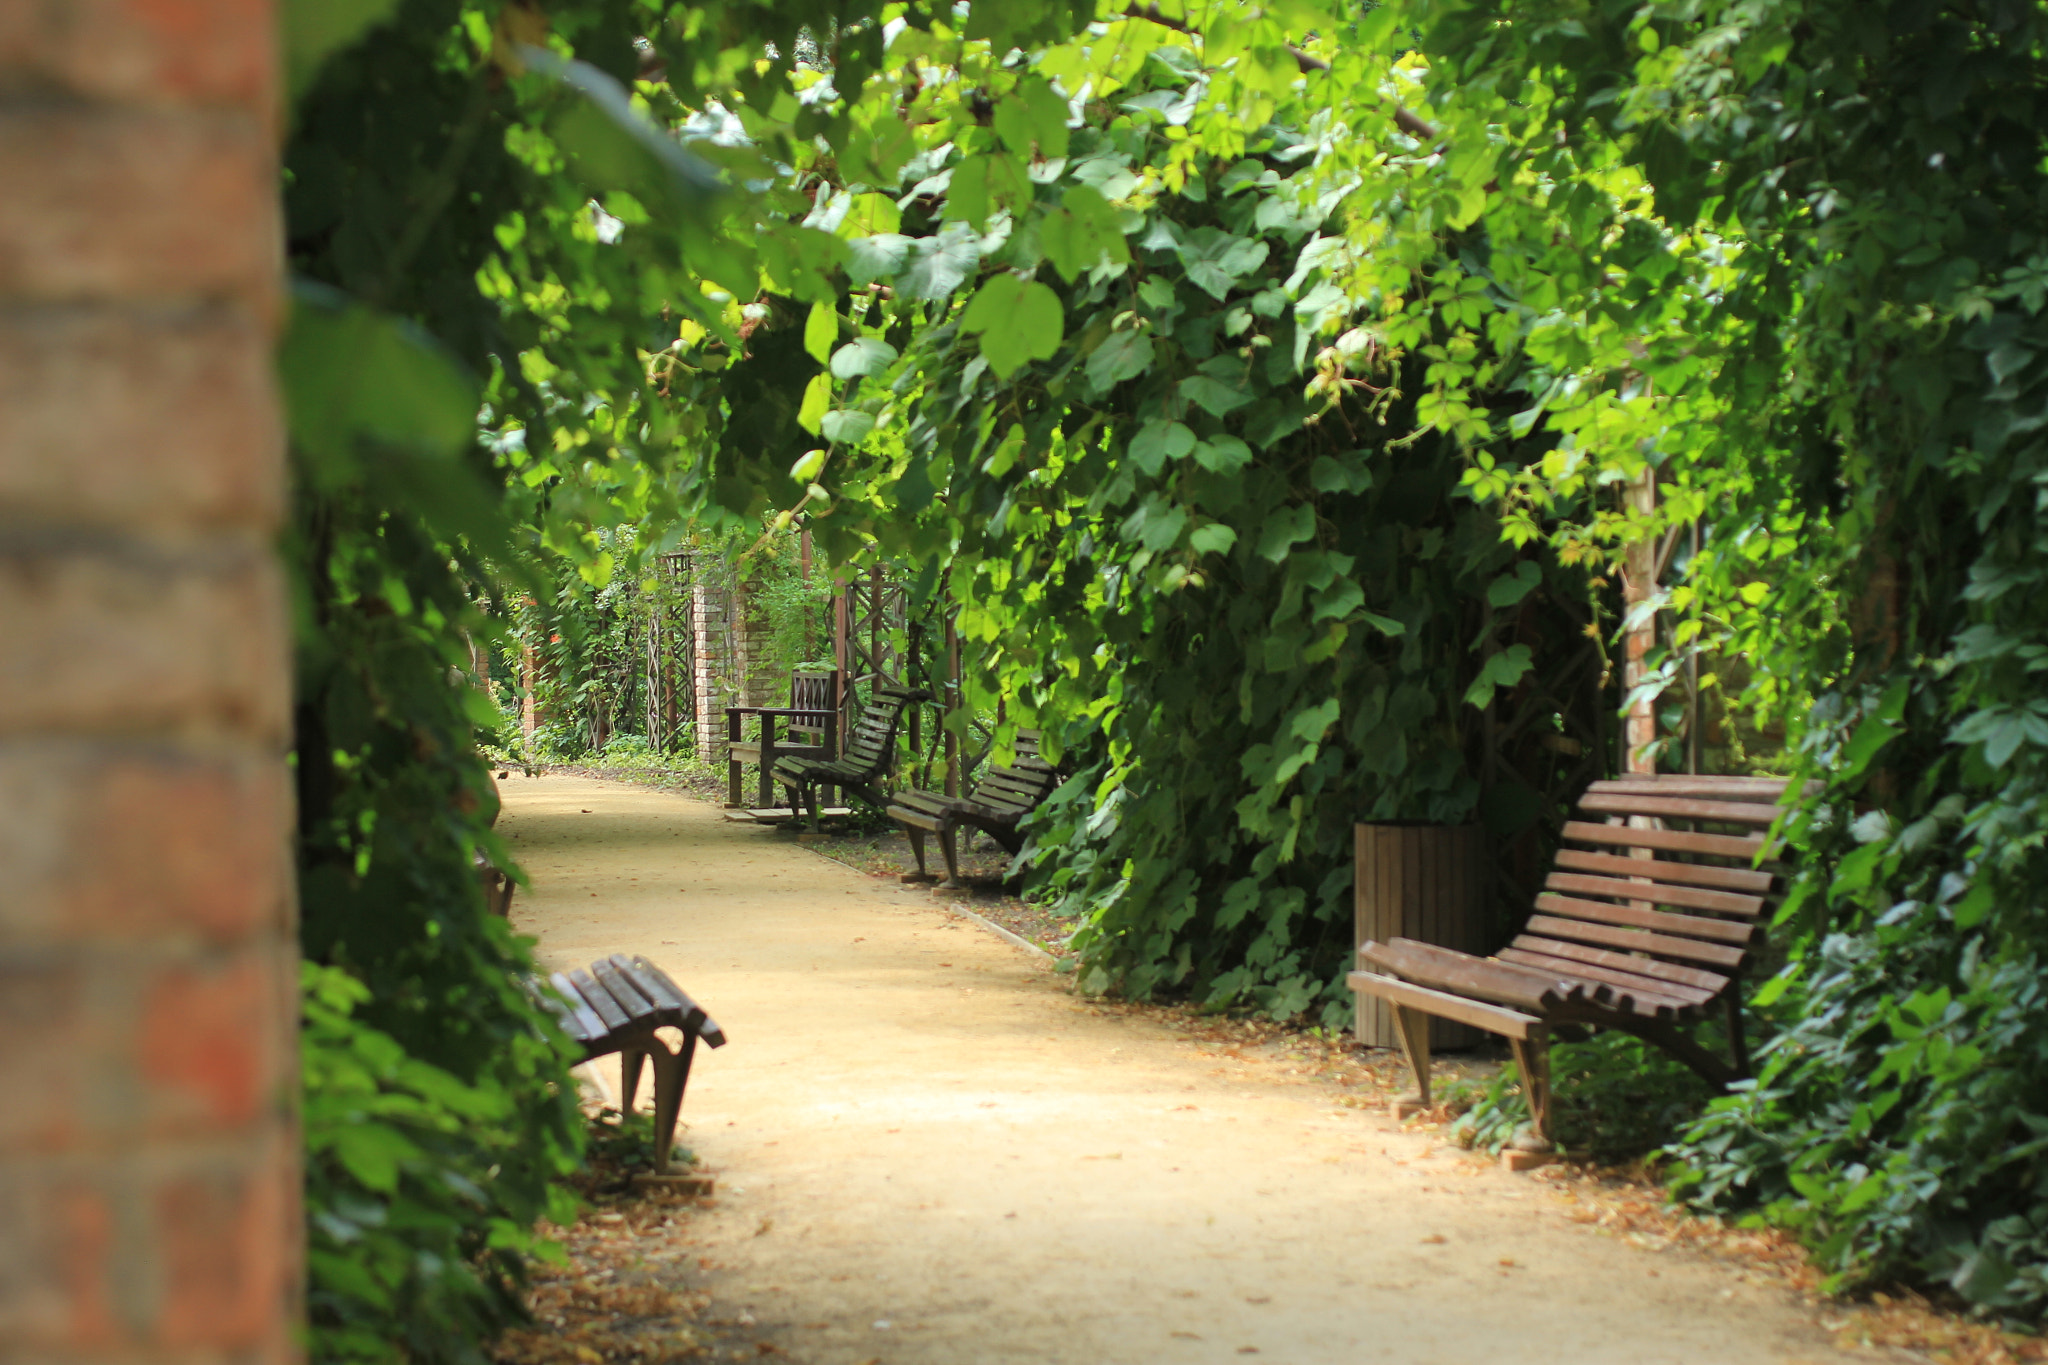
left=887, top=730, right=1060, bottom=885
left=1349, top=775, right=1800, bottom=1143
left=534, top=953, right=726, bottom=1173
left=725, top=671, right=841, bottom=810
left=771, top=684, right=928, bottom=825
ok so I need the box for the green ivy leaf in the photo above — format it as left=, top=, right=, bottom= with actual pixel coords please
left=1486, top=561, right=1541, bottom=608
left=1179, top=374, right=1253, bottom=418
left=1463, top=645, right=1535, bottom=709
left=1189, top=523, right=1237, bottom=555
left=804, top=302, right=838, bottom=365
left=1175, top=226, right=1271, bottom=301
left=1085, top=330, right=1156, bottom=390
left=797, top=372, right=833, bottom=435
left=961, top=275, right=1064, bottom=378
left=847, top=233, right=913, bottom=285
left=820, top=409, right=876, bottom=444
left=898, top=224, right=982, bottom=299
left=1040, top=184, right=1131, bottom=283
left=1194, top=435, right=1253, bottom=473
left=1256, top=505, right=1316, bottom=562
left=1129, top=418, right=1196, bottom=474
left=831, top=336, right=899, bottom=379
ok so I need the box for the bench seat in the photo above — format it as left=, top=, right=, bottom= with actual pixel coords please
left=532, top=953, right=725, bottom=1172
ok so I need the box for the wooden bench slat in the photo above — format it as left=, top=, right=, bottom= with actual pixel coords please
left=1347, top=971, right=1541, bottom=1040
left=1554, top=847, right=1774, bottom=893
left=1524, top=912, right=1748, bottom=968
left=570, top=966, right=636, bottom=1031
left=544, top=971, right=609, bottom=1043
left=1600, top=775, right=1818, bottom=797
left=1509, top=933, right=1735, bottom=992
left=1362, top=938, right=1584, bottom=1013
left=614, top=954, right=684, bottom=1011
left=593, top=958, right=660, bottom=1024
left=1494, top=946, right=1711, bottom=1013
left=1534, top=891, right=1760, bottom=947
left=1561, top=819, right=1773, bottom=862
left=1543, top=872, right=1766, bottom=920
left=1579, top=792, right=1783, bottom=826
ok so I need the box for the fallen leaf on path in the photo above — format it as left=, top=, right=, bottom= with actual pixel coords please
left=1419, top=1234, right=1446, bottom=1244
left=1170, top=1332, right=1201, bottom=1340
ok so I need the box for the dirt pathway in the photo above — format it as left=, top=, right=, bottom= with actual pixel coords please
left=500, top=773, right=1866, bottom=1365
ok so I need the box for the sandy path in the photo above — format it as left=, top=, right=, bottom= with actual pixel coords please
left=500, top=773, right=1859, bottom=1365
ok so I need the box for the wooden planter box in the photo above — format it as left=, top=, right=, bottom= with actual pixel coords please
left=1353, top=823, right=1489, bottom=1050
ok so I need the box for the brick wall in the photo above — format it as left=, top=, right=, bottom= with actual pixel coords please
left=0, top=3, right=299, bottom=1364
left=689, top=568, right=780, bottom=767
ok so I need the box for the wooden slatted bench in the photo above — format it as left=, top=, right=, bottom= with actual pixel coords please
left=725, top=671, right=841, bottom=811
left=771, top=684, right=928, bottom=826
left=533, top=953, right=726, bottom=1173
left=887, top=730, right=1060, bottom=885
left=1349, top=775, right=1804, bottom=1143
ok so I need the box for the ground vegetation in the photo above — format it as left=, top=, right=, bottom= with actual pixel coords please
left=281, top=0, right=2048, bottom=1347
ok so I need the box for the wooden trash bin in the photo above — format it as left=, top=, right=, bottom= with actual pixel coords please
left=1353, top=823, right=1489, bottom=1049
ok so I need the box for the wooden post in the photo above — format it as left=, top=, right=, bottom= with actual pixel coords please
left=1621, top=468, right=1658, bottom=775
left=943, top=611, right=961, bottom=797
left=520, top=636, right=539, bottom=740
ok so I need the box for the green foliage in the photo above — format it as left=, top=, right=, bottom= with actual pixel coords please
left=1383, top=0, right=2048, bottom=1315
left=658, top=20, right=1613, bottom=1026
left=303, top=964, right=579, bottom=1364
left=1449, top=1033, right=1718, bottom=1167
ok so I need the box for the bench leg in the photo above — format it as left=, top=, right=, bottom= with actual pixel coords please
left=726, top=757, right=742, bottom=808
left=903, top=828, right=938, bottom=883
left=1724, top=993, right=1750, bottom=1078
left=1392, top=1004, right=1433, bottom=1111
left=938, top=826, right=962, bottom=886
left=1509, top=1028, right=1554, bottom=1145
left=620, top=1046, right=646, bottom=1114
left=649, top=1033, right=702, bottom=1175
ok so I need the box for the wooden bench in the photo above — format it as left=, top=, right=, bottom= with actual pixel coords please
left=887, top=730, right=1060, bottom=885
left=1349, top=775, right=1801, bottom=1143
left=533, top=953, right=726, bottom=1173
left=771, top=684, right=928, bottom=824
left=725, top=672, right=841, bottom=810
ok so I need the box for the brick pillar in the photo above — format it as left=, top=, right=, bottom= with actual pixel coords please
left=0, top=4, right=299, bottom=1365
left=691, top=567, right=729, bottom=762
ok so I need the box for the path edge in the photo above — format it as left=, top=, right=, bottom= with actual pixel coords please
left=789, top=844, right=1055, bottom=960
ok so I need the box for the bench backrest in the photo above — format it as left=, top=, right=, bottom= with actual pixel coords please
left=840, top=686, right=926, bottom=777
left=785, top=670, right=839, bottom=746
left=536, top=952, right=727, bottom=1055
left=1501, top=775, right=1798, bottom=1010
left=969, top=730, right=1060, bottom=819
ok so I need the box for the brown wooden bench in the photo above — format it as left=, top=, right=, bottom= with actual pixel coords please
left=533, top=953, right=726, bottom=1172
left=887, top=730, right=1060, bottom=885
left=771, top=684, right=928, bottom=824
left=1348, top=775, right=1802, bottom=1143
left=725, top=671, right=841, bottom=810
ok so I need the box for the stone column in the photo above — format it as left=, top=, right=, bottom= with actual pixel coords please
left=0, top=3, right=300, bottom=1364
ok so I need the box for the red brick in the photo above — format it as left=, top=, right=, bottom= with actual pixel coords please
left=0, top=955, right=91, bottom=1152
left=84, top=756, right=294, bottom=941
left=0, top=542, right=290, bottom=740
left=0, top=305, right=283, bottom=530
left=0, top=1139, right=300, bottom=1351
left=154, top=1142, right=295, bottom=1349
left=0, top=107, right=279, bottom=306
left=137, top=954, right=278, bottom=1131
left=0, top=746, right=291, bottom=948
left=0, top=0, right=277, bottom=114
